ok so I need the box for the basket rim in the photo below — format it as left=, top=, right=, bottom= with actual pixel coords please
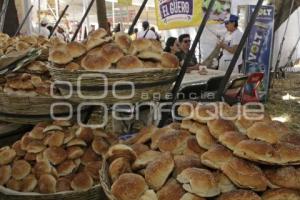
left=0, top=92, right=57, bottom=99
left=47, top=63, right=180, bottom=74
left=0, top=184, right=100, bottom=196
left=100, top=158, right=116, bottom=200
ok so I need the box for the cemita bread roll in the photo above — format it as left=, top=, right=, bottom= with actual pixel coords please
left=173, top=155, right=203, bottom=176
left=216, top=190, right=261, bottom=200
left=183, top=136, right=206, bottom=159
left=66, top=42, right=86, bottom=58
left=201, top=144, right=234, bottom=170
left=157, top=178, right=185, bottom=200
left=145, top=152, right=174, bottom=190
left=221, top=157, right=268, bottom=191
left=116, top=55, right=144, bottom=69
left=180, top=193, right=206, bottom=200
left=177, top=168, right=220, bottom=198
left=265, top=166, right=300, bottom=190
left=81, top=54, right=111, bottom=71
left=261, top=188, right=300, bottom=200
left=48, top=50, right=73, bottom=65
left=114, top=32, right=132, bottom=53
left=111, top=173, right=148, bottom=200
left=109, top=157, right=132, bottom=183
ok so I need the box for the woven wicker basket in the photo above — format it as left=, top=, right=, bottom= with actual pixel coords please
left=47, top=65, right=179, bottom=104
left=100, top=158, right=117, bottom=200
left=0, top=92, right=79, bottom=124
left=0, top=185, right=107, bottom=200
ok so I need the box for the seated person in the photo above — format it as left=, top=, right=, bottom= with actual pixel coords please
left=175, top=34, right=199, bottom=72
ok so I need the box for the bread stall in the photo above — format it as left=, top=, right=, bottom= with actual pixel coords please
left=1, top=0, right=298, bottom=199
left=0, top=27, right=181, bottom=199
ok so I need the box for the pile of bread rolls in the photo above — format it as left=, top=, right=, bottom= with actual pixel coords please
left=0, top=33, right=53, bottom=58
left=0, top=61, right=56, bottom=97
left=102, top=102, right=300, bottom=200
left=48, top=28, right=180, bottom=71
left=0, top=120, right=117, bottom=194
left=179, top=102, right=300, bottom=165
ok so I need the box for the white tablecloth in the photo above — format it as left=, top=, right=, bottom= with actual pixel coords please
left=181, top=69, right=242, bottom=88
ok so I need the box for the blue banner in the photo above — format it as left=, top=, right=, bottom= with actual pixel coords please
left=244, top=5, right=275, bottom=99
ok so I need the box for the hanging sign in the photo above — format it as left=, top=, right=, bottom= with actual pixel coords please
left=155, top=0, right=203, bottom=30
left=203, top=0, right=231, bottom=23
left=118, top=0, right=132, bottom=6
left=244, top=5, right=275, bottom=100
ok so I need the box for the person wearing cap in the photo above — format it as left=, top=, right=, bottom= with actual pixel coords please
left=137, top=21, right=157, bottom=40
left=218, top=14, right=243, bottom=73
left=39, top=18, right=50, bottom=37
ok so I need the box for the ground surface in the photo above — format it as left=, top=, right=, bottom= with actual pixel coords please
left=265, top=72, right=300, bottom=132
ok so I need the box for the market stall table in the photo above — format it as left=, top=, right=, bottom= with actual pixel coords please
left=181, top=69, right=242, bottom=88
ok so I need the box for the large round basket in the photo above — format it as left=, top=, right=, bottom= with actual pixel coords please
left=47, top=65, right=179, bottom=104
left=0, top=185, right=107, bottom=200
left=0, top=92, right=79, bottom=124
left=100, top=158, right=117, bottom=200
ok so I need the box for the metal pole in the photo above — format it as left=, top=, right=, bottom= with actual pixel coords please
left=55, top=0, right=59, bottom=18
left=49, top=5, right=69, bottom=38
left=0, top=0, right=8, bottom=18
left=71, top=0, right=95, bottom=41
left=38, top=0, right=41, bottom=33
left=83, top=0, right=91, bottom=34
left=14, top=5, right=34, bottom=36
left=158, top=0, right=217, bottom=127
left=112, top=1, right=115, bottom=29
left=215, top=0, right=264, bottom=101
left=128, top=0, right=148, bottom=35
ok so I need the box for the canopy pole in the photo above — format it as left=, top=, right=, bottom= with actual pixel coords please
left=14, top=5, right=34, bottom=36
left=215, top=0, right=264, bottom=101
left=128, top=0, right=148, bottom=35
left=48, top=5, right=69, bottom=38
left=158, top=0, right=217, bottom=127
left=0, top=0, right=9, bottom=32
left=71, top=0, right=95, bottom=41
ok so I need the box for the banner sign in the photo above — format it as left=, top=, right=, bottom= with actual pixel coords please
left=118, top=0, right=132, bottom=6
left=244, top=5, right=275, bottom=99
left=155, top=0, right=203, bottom=30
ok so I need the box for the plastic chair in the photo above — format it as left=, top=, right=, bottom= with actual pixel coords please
left=223, top=76, right=248, bottom=105
left=241, top=72, right=264, bottom=103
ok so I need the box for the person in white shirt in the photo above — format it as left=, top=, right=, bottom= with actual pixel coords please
left=137, top=21, right=157, bottom=40
left=39, top=18, right=50, bottom=37
left=218, top=14, right=243, bottom=73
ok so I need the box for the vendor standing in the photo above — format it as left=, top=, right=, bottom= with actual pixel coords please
left=218, top=14, right=243, bottom=73
left=39, top=18, right=50, bottom=37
